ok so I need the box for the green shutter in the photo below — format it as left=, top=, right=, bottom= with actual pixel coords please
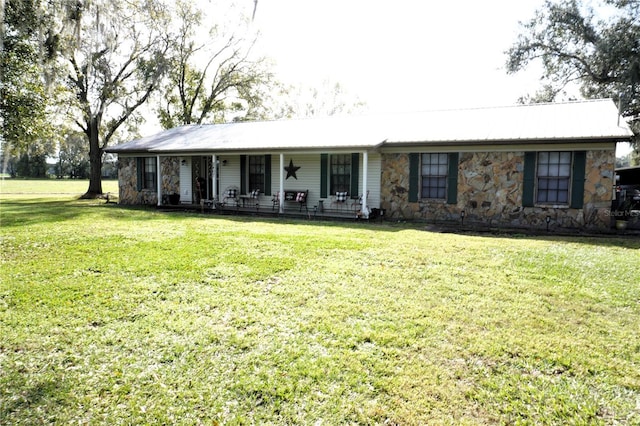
left=320, top=154, right=328, bottom=198
left=240, top=155, right=246, bottom=194
left=408, top=153, right=420, bottom=202
left=570, top=151, right=586, bottom=209
left=136, top=157, right=143, bottom=191
left=522, top=152, right=536, bottom=207
left=446, top=152, right=459, bottom=204
left=350, top=152, right=359, bottom=197
left=264, top=155, right=271, bottom=195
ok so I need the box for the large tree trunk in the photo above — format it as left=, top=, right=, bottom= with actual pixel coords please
left=82, top=118, right=103, bottom=198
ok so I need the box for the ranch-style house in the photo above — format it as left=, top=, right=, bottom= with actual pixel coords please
left=106, top=99, right=634, bottom=231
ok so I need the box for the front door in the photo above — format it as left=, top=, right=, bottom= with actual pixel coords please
left=192, top=156, right=219, bottom=202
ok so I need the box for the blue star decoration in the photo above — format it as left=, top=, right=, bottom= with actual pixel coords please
left=285, top=159, right=300, bottom=180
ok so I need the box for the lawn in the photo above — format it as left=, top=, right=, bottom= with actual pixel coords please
left=1, top=180, right=639, bottom=424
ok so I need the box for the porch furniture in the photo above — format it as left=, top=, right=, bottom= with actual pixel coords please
left=351, top=190, right=370, bottom=213
left=272, top=190, right=309, bottom=213
left=330, top=191, right=349, bottom=211
left=222, top=186, right=240, bottom=208
left=239, top=189, right=261, bottom=210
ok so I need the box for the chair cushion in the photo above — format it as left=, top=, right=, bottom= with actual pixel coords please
left=251, top=189, right=260, bottom=198
left=227, top=189, right=237, bottom=198
left=296, top=192, right=306, bottom=202
left=336, top=192, right=348, bottom=202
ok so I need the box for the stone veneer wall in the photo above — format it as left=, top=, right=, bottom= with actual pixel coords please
left=380, top=150, right=615, bottom=231
left=161, top=157, right=180, bottom=197
left=117, top=156, right=180, bottom=205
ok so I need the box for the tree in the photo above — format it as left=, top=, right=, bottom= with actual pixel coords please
left=506, top=0, right=640, bottom=148
left=281, top=80, right=366, bottom=119
left=47, top=0, right=171, bottom=197
left=57, top=131, right=90, bottom=178
left=1, top=0, right=57, bottom=169
left=157, top=1, right=273, bottom=128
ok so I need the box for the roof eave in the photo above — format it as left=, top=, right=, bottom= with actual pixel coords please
left=383, top=136, right=631, bottom=147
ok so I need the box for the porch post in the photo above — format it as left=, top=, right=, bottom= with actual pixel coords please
left=156, top=155, right=162, bottom=207
left=212, top=154, right=218, bottom=204
left=279, top=153, right=284, bottom=213
left=361, top=151, right=369, bottom=218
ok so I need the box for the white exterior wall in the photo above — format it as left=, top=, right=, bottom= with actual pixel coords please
left=271, top=154, right=321, bottom=207
left=212, top=152, right=381, bottom=211
left=218, top=155, right=242, bottom=198
left=360, top=152, right=381, bottom=209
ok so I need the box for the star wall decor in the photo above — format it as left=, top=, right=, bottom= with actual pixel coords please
left=284, top=159, right=300, bottom=180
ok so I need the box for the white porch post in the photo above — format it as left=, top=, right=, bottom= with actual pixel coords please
left=212, top=154, right=218, bottom=204
left=156, top=155, right=162, bottom=206
left=361, top=151, right=369, bottom=218
left=279, top=153, right=285, bottom=213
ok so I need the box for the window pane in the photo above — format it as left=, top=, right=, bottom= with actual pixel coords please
left=538, top=164, right=549, bottom=176
left=538, top=190, right=548, bottom=202
left=538, top=178, right=549, bottom=190
left=330, top=154, right=351, bottom=194
left=536, top=152, right=571, bottom=204
left=558, top=191, right=568, bottom=203
left=559, top=178, right=569, bottom=190
left=248, top=156, right=265, bottom=192
left=421, top=155, right=447, bottom=200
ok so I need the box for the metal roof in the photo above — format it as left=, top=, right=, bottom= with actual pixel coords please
left=107, top=99, right=633, bottom=154
left=383, top=99, right=633, bottom=144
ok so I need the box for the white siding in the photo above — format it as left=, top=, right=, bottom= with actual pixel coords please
left=360, top=152, right=381, bottom=209
left=218, top=155, right=242, bottom=198
left=216, top=152, right=382, bottom=211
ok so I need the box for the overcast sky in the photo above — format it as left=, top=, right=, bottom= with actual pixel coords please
left=251, top=0, right=547, bottom=113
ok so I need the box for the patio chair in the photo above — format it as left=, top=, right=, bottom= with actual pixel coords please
left=330, top=191, right=349, bottom=211
left=351, top=190, right=370, bottom=212
left=222, top=185, right=240, bottom=208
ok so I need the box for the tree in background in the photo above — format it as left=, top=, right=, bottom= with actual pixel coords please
left=156, top=1, right=273, bottom=128
left=506, top=0, right=639, bottom=160
left=277, top=80, right=366, bottom=119
left=56, top=131, right=90, bottom=179
left=1, top=0, right=58, bottom=174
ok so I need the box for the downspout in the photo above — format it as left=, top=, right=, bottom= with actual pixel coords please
left=361, top=151, right=370, bottom=218
left=156, top=155, right=162, bottom=207
left=279, top=153, right=284, bottom=213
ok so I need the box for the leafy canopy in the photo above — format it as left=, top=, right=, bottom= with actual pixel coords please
left=506, top=0, right=640, bottom=146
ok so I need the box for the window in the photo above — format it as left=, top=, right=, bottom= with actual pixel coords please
left=330, top=154, right=351, bottom=194
left=420, top=153, right=448, bottom=199
left=139, top=157, right=157, bottom=190
left=536, top=152, right=571, bottom=204
left=248, top=155, right=265, bottom=192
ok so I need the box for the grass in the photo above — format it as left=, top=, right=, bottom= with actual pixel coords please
left=1, top=180, right=639, bottom=424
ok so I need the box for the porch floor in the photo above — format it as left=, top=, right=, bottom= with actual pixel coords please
left=157, top=202, right=371, bottom=221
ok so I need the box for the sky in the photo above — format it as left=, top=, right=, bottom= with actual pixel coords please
left=247, top=0, right=633, bottom=156
left=250, top=0, right=548, bottom=113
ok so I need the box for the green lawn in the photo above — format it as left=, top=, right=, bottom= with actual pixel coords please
left=1, top=181, right=639, bottom=424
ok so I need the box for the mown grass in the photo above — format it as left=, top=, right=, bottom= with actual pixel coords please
left=1, top=181, right=639, bottom=424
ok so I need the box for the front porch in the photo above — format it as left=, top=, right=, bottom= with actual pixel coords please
left=157, top=199, right=383, bottom=221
